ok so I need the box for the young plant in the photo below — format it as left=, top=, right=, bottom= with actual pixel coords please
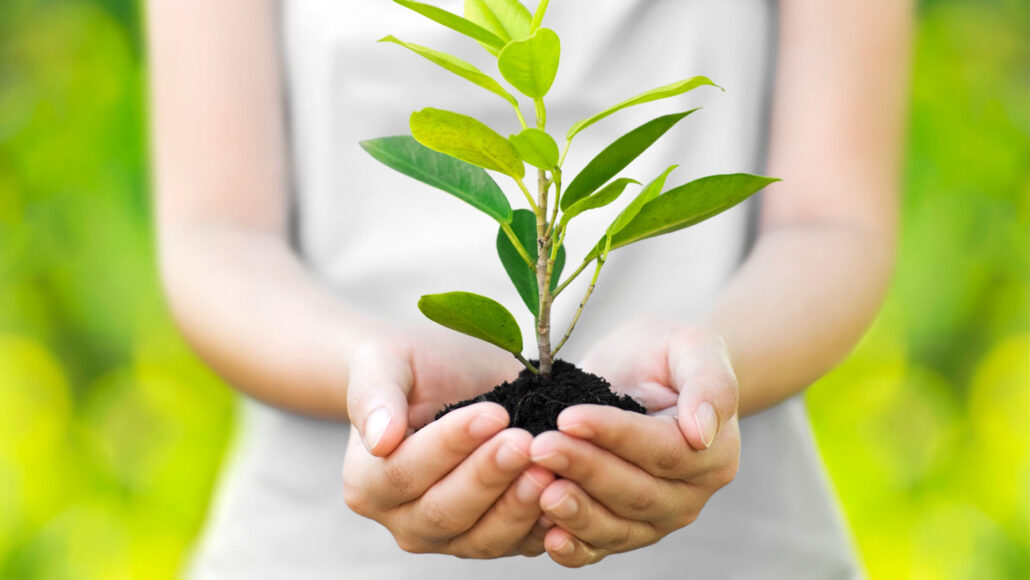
left=361, top=0, right=778, bottom=378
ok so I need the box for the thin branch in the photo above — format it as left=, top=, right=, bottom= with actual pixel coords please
left=552, top=254, right=594, bottom=297
left=558, top=139, right=572, bottom=168
left=513, top=352, right=539, bottom=374
left=552, top=255, right=605, bottom=357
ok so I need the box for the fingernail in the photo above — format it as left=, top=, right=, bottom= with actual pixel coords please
left=532, top=451, right=569, bottom=472
left=695, top=402, right=719, bottom=449
left=516, top=472, right=545, bottom=504
left=554, top=538, right=575, bottom=557
left=363, top=408, right=391, bottom=451
left=496, top=441, right=529, bottom=471
left=538, top=515, right=554, bottom=528
left=469, top=413, right=506, bottom=438
left=546, top=494, right=578, bottom=519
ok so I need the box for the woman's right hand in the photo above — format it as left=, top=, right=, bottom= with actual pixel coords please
left=342, top=331, right=554, bottom=558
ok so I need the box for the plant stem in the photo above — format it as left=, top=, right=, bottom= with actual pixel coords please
left=513, top=105, right=529, bottom=130
left=553, top=255, right=593, bottom=297
left=499, top=221, right=534, bottom=268
left=535, top=166, right=553, bottom=375
left=514, top=352, right=539, bottom=374
left=515, top=179, right=540, bottom=213
left=552, top=254, right=605, bottom=357
left=548, top=167, right=562, bottom=237
left=558, top=139, right=572, bottom=168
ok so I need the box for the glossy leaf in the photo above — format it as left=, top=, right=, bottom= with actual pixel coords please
left=360, top=136, right=512, bottom=223
left=410, top=108, right=525, bottom=179
left=498, top=28, right=560, bottom=98
left=464, top=0, right=532, bottom=48
left=600, top=173, right=779, bottom=255
left=393, top=0, right=505, bottom=51
left=561, top=109, right=698, bottom=211
left=379, top=36, right=518, bottom=108
left=606, top=164, right=678, bottom=237
left=508, top=128, right=559, bottom=169
left=559, top=177, right=639, bottom=228
left=418, top=292, right=523, bottom=353
left=497, top=209, right=566, bottom=316
left=566, top=76, right=720, bottom=140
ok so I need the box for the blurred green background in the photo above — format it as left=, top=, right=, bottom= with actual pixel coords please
left=0, top=0, right=1026, bottom=577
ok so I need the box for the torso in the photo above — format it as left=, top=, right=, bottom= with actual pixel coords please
left=187, top=1, right=862, bottom=577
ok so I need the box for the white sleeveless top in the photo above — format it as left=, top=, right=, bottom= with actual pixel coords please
left=188, top=1, right=862, bottom=578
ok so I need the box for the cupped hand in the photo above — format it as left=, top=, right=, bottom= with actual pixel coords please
left=343, top=330, right=554, bottom=558
left=529, top=320, right=741, bottom=567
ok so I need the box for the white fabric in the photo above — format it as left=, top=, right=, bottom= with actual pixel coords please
left=188, top=1, right=862, bottom=578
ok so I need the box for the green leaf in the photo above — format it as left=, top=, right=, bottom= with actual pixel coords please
left=606, top=165, right=678, bottom=238
left=379, top=36, right=518, bottom=108
left=418, top=292, right=523, bottom=353
left=530, top=0, right=549, bottom=31
left=602, top=173, right=779, bottom=255
left=410, top=108, right=525, bottom=179
left=561, top=109, right=699, bottom=211
left=360, top=136, right=513, bottom=223
left=464, top=0, right=532, bottom=49
left=393, top=0, right=505, bottom=51
left=508, top=128, right=559, bottom=169
left=498, top=28, right=560, bottom=98
left=566, top=76, right=721, bottom=140
left=559, top=177, right=639, bottom=228
left=497, top=209, right=566, bottom=317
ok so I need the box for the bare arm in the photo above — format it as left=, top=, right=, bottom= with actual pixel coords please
left=707, top=0, right=915, bottom=416
left=147, top=0, right=378, bottom=419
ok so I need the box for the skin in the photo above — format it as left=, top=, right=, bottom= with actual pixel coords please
left=148, top=0, right=913, bottom=568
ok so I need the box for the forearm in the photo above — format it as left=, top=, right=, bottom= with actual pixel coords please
left=702, top=221, right=894, bottom=416
left=159, top=224, right=381, bottom=420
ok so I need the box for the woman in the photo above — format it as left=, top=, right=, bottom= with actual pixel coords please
left=147, top=0, right=912, bottom=577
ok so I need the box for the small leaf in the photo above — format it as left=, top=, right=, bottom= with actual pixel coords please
left=566, top=76, right=721, bottom=140
left=361, top=136, right=513, bottom=223
left=559, top=177, right=639, bottom=228
left=600, top=173, right=779, bottom=255
left=393, top=0, right=505, bottom=51
left=508, top=128, right=559, bottom=169
left=465, top=0, right=532, bottom=47
left=411, top=108, right=525, bottom=179
left=607, top=165, right=678, bottom=237
left=379, top=36, right=518, bottom=108
left=418, top=292, right=523, bottom=353
left=561, top=109, right=699, bottom=211
left=498, top=28, right=560, bottom=99
left=497, top=209, right=566, bottom=316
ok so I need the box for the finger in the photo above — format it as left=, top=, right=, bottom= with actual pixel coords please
left=530, top=430, right=688, bottom=522
left=556, top=405, right=712, bottom=479
left=668, top=332, right=739, bottom=450
left=544, top=526, right=606, bottom=568
left=539, top=479, right=660, bottom=554
left=517, top=511, right=554, bottom=557
left=445, top=465, right=554, bottom=558
left=347, top=340, right=415, bottom=456
left=347, top=402, right=509, bottom=509
left=403, top=428, right=533, bottom=542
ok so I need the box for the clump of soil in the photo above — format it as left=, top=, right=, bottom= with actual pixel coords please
left=435, top=359, right=646, bottom=436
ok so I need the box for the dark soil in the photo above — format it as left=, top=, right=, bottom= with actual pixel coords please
left=435, top=359, right=646, bottom=436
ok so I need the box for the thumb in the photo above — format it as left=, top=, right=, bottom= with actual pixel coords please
left=669, top=332, right=740, bottom=451
left=347, top=339, right=413, bottom=457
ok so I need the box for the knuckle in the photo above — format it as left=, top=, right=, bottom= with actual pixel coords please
left=383, top=463, right=416, bottom=497
left=606, top=522, right=633, bottom=551
left=628, top=486, right=658, bottom=514
left=417, top=501, right=461, bottom=538
left=654, top=445, right=683, bottom=474
left=341, top=482, right=371, bottom=516
left=463, top=537, right=509, bottom=559
left=394, top=532, right=431, bottom=554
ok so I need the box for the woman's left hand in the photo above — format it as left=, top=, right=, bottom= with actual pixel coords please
left=529, top=320, right=741, bottom=567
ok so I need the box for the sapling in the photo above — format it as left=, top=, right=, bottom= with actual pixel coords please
left=360, top=0, right=777, bottom=427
